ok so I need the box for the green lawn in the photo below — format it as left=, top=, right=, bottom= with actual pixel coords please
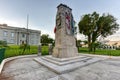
left=4, top=45, right=49, bottom=58
left=41, top=46, right=49, bottom=55
left=79, top=47, right=120, bottom=56
left=2, top=46, right=120, bottom=59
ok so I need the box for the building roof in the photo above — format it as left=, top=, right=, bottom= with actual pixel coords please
left=105, top=41, right=120, bottom=47
left=0, top=24, right=41, bottom=34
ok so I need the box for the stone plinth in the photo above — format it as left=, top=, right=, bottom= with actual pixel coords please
left=34, top=55, right=102, bottom=74
left=53, top=46, right=78, bottom=58
left=53, top=4, right=78, bottom=58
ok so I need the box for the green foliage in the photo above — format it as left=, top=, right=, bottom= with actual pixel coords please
left=77, top=40, right=82, bottom=47
left=78, top=12, right=119, bottom=52
left=116, top=47, right=120, bottom=50
left=97, top=14, right=119, bottom=37
left=19, top=43, right=30, bottom=54
left=4, top=45, right=49, bottom=58
left=83, top=40, right=88, bottom=45
left=0, top=40, right=7, bottom=47
left=79, top=47, right=120, bottom=56
left=42, top=46, right=49, bottom=55
left=41, top=34, right=54, bottom=46
left=5, top=45, right=38, bottom=58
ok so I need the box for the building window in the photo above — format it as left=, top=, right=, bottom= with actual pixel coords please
left=11, top=32, right=15, bottom=38
left=22, top=34, right=25, bottom=38
left=4, top=31, right=8, bottom=37
left=31, top=34, right=34, bottom=38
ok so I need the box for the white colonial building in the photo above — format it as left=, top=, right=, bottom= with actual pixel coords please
left=0, top=24, right=41, bottom=45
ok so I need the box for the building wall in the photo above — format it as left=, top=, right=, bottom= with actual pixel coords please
left=0, top=24, right=41, bottom=45
left=105, top=41, right=120, bottom=47
left=0, top=28, right=15, bottom=44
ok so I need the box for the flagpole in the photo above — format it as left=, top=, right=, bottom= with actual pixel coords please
left=26, top=14, right=29, bottom=45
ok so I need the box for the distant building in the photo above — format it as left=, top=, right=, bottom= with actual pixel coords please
left=105, top=41, right=120, bottom=47
left=0, top=24, right=41, bottom=45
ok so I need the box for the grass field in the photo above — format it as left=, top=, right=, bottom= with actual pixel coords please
left=79, top=47, right=120, bottom=56
left=2, top=45, right=120, bottom=59
left=4, top=45, right=49, bottom=58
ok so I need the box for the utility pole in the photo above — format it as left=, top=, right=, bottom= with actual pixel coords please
left=26, top=14, right=29, bottom=45
left=22, top=14, right=29, bottom=54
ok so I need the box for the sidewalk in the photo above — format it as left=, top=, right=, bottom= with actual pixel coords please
left=0, top=55, right=120, bottom=80
left=0, top=56, right=57, bottom=80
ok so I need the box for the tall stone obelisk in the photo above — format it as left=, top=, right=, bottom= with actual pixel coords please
left=53, top=4, right=78, bottom=58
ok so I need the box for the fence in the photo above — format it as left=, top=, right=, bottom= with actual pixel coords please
left=0, top=48, right=5, bottom=63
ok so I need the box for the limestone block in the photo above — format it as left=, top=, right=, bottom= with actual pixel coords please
left=53, top=4, right=78, bottom=58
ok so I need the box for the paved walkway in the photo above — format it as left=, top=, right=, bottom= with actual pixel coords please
left=0, top=55, right=120, bottom=80
left=0, top=56, right=57, bottom=80
left=61, top=58, right=120, bottom=80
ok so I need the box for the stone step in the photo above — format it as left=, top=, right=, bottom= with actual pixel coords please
left=41, top=56, right=92, bottom=66
left=34, top=56, right=102, bottom=74
left=44, top=55, right=86, bottom=62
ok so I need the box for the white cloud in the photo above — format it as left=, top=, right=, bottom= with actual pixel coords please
left=41, top=29, right=55, bottom=39
left=76, top=30, right=120, bottom=41
left=0, top=17, right=55, bottom=39
left=105, top=31, right=120, bottom=41
left=77, top=33, right=86, bottom=40
left=31, top=26, right=55, bottom=39
left=1, top=16, right=120, bottom=41
left=0, top=17, right=25, bottom=27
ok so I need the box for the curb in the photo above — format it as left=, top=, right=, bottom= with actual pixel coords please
left=79, top=53, right=120, bottom=59
left=0, top=54, right=37, bottom=74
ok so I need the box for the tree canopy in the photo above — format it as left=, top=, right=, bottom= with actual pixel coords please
left=78, top=12, right=119, bottom=51
left=41, top=34, right=54, bottom=46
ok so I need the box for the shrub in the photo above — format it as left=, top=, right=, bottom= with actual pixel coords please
left=116, top=47, right=120, bottom=50
left=0, top=40, right=7, bottom=47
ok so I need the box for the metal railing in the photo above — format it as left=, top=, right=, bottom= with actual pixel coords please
left=0, top=48, right=5, bottom=63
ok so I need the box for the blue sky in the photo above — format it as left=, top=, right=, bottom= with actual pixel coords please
left=0, top=0, right=120, bottom=40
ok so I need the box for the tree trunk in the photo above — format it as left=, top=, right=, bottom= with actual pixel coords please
left=92, top=32, right=97, bottom=52
left=88, top=34, right=92, bottom=52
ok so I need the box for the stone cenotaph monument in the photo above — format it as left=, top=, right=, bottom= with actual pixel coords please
left=34, top=4, right=101, bottom=75
left=53, top=4, right=78, bottom=58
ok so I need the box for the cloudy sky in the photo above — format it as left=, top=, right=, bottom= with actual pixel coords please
left=0, top=0, right=120, bottom=41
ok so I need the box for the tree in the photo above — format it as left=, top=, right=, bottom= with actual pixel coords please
left=76, top=40, right=82, bottom=47
left=83, top=40, right=88, bottom=45
left=78, top=12, right=119, bottom=52
left=0, top=40, right=7, bottom=47
left=41, top=34, right=54, bottom=46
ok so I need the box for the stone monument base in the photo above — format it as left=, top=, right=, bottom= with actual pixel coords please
left=53, top=47, right=78, bottom=58
left=34, top=55, right=102, bottom=74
